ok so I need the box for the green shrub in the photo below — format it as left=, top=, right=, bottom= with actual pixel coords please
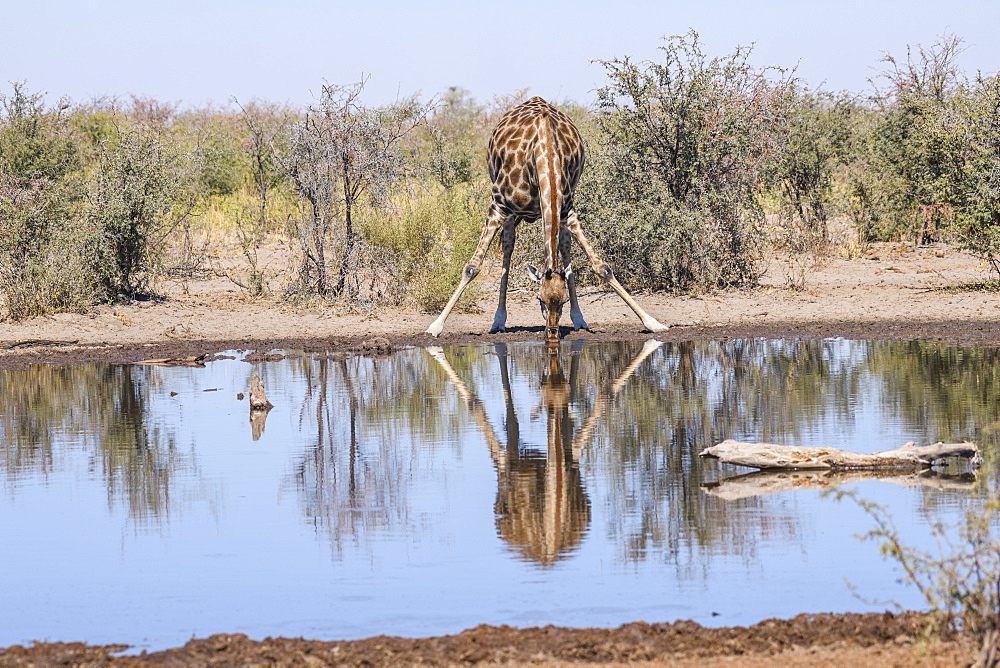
left=410, top=87, right=487, bottom=189
left=364, top=182, right=488, bottom=310
left=847, top=34, right=968, bottom=244
left=582, top=30, right=794, bottom=292
left=770, top=89, right=856, bottom=239
left=86, top=121, right=190, bottom=301
left=0, top=83, right=95, bottom=319
left=0, top=169, right=96, bottom=319
left=0, top=82, right=78, bottom=181
left=950, top=73, right=1000, bottom=276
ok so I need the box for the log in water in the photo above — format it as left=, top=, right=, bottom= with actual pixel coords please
left=700, top=439, right=980, bottom=471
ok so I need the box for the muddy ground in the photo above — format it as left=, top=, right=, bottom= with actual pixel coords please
left=1, top=241, right=999, bottom=371
left=0, top=613, right=972, bottom=666
left=0, top=241, right=995, bottom=665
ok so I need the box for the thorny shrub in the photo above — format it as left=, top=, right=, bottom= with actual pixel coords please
left=582, top=30, right=796, bottom=292
left=834, top=488, right=1000, bottom=667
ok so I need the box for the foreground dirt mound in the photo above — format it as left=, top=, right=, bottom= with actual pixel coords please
left=0, top=612, right=969, bottom=666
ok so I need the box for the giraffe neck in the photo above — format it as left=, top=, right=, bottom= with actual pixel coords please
left=534, top=109, right=563, bottom=272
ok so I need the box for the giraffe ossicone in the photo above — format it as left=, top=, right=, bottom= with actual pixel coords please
left=425, top=96, right=668, bottom=343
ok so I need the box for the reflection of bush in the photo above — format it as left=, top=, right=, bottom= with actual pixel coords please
left=0, top=364, right=181, bottom=523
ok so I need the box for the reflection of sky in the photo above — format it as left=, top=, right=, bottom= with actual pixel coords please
left=0, top=340, right=989, bottom=652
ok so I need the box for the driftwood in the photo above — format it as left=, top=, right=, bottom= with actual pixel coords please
left=248, top=373, right=273, bottom=441
left=249, top=373, right=273, bottom=410
left=700, top=438, right=980, bottom=471
left=702, top=469, right=977, bottom=501
left=135, top=354, right=209, bottom=367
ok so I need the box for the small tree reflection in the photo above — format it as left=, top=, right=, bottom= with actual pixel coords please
left=0, top=364, right=186, bottom=525
left=291, top=355, right=420, bottom=557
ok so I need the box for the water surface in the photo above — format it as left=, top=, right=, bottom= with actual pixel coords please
left=0, top=338, right=995, bottom=651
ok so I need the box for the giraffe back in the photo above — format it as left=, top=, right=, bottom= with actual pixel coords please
left=487, top=97, right=584, bottom=220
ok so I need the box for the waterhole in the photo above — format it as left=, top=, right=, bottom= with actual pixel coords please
left=0, top=338, right=995, bottom=651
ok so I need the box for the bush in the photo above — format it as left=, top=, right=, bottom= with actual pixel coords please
left=0, top=85, right=198, bottom=317
left=950, top=73, right=1000, bottom=277
left=279, top=80, right=429, bottom=300
left=582, top=30, right=795, bottom=292
left=411, top=86, right=487, bottom=189
left=848, top=34, right=968, bottom=244
left=770, top=89, right=856, bottom=238
left=0, top=169, right=95, bottom=318
left=0, top=83, right=94, bottom=319
left=189, top=114, right=244, bottom=198
left=363, top=182, right=488, bottom=310
left=86, top=120, right=190, bottom=301
left=0, top=82, right=78, bottom=181
left=835, top=489, right=1000, bottom=667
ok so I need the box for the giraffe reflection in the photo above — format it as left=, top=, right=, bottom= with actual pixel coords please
left=428, top=340, right=662, bottom=564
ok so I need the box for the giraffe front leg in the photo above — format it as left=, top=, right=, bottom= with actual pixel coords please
left=490, top=221, right=518, bottom=333
left=425, top=269, right=475, bottom=337
left=566, top=267, right=590, bottom=332
left=559, top=225, right=589, bottom=332
left=564, top=211, right=669, bottom=333
left=426, top=204, right=507, bottom=337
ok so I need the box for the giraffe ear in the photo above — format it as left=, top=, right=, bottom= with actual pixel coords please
left=526, top=265, right=543, bottom=283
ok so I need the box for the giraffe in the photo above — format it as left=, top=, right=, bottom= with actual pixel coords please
left=424, top=96, right=668, bottom=343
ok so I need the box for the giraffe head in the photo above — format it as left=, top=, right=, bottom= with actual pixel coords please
left=528, top=265, right=569, bottom=343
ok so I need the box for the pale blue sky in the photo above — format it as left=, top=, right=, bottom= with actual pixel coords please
left=3, top=1, right=998, bottom=108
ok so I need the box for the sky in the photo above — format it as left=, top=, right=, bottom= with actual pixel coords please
left=3, top=1, right=999, bottom=109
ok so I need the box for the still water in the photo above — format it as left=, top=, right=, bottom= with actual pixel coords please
left=0, top=338, right=996, bottom=651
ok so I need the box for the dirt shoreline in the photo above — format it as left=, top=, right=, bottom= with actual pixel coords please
left=0, top=612, right=971, bottom=666
left=0, top=242, right=994, bottom=665
left=1, top=317, right=998, bottom=372
left=1, top=241, right=998, bottom=370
